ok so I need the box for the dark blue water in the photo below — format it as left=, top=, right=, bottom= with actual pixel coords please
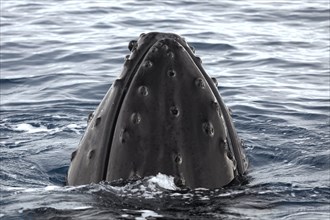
left=1, top=0, right=329, bottom=219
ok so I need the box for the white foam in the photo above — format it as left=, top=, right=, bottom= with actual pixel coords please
left=14, top=123, right=59, bottom=134
left=195, top=187, right=209, bottom=191
left=199, top=196, right=210, bottom=200
left=2, top=75, right=35, bottom=80
left=41, top=202, right=92, bottom=211
left=2, top=186, right=26, bottom=191
left=66, top=123, right=81, bottom=134
left=4, top=185, right=62, bottom=193
left=15, top=123, right=47, bottom=133
left=67, top=124, right=79, bottom=129
left=136, top=210, right=163, bottom=220
left=45, top=185, right=61, bottom=191
left=48, top=114, right=68, bottom=119
left=148, top=173, right=178, bottom=190
left=72, top=206, right=93, bottom=210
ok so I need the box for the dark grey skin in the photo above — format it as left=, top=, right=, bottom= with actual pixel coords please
left=67, top=32, right=248, bottom=189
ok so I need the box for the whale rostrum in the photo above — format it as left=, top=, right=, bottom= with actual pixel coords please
left=67, top=32, right=248, bottom=189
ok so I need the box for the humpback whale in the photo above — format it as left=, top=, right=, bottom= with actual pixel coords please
left=67, top=32, right=248, bottom=189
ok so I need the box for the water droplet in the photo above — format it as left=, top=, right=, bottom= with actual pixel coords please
left=240, top=139, right=245, bottom=148
left=138, top=86, right=149, bottom=96
left=195, top=78, right=205, bottom=89
left=202, top=121, right=214, bottom=137
left=170, top=106, right=180, bottom=117
left=131, top=113, right=141, bottom=125
left=163, top=44, right=169, bottom=51
left=128, top=40, right=137, bottom=51
left=167, top=69, right=176, bottom=77
left=144, top=60, right=153, bottom=68
left=88, top=149, right=95, bottom=159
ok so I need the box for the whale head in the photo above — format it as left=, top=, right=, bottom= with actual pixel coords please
left=67, top=32, right=248, bottom=189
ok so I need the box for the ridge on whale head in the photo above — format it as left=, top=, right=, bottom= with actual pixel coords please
left=67, top=32, right=248, bottom=189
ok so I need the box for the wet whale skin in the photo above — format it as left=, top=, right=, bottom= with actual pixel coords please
left=67, top=32, right=248, bottom=189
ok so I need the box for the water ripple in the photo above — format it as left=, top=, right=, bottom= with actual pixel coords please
left=1, top=0, right=329, bottom=219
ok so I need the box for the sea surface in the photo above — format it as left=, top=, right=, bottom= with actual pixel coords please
left=1, top=0, right=329, bottom=219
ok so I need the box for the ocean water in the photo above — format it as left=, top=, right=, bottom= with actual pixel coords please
left=1, top=0, right=329, bottom=219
